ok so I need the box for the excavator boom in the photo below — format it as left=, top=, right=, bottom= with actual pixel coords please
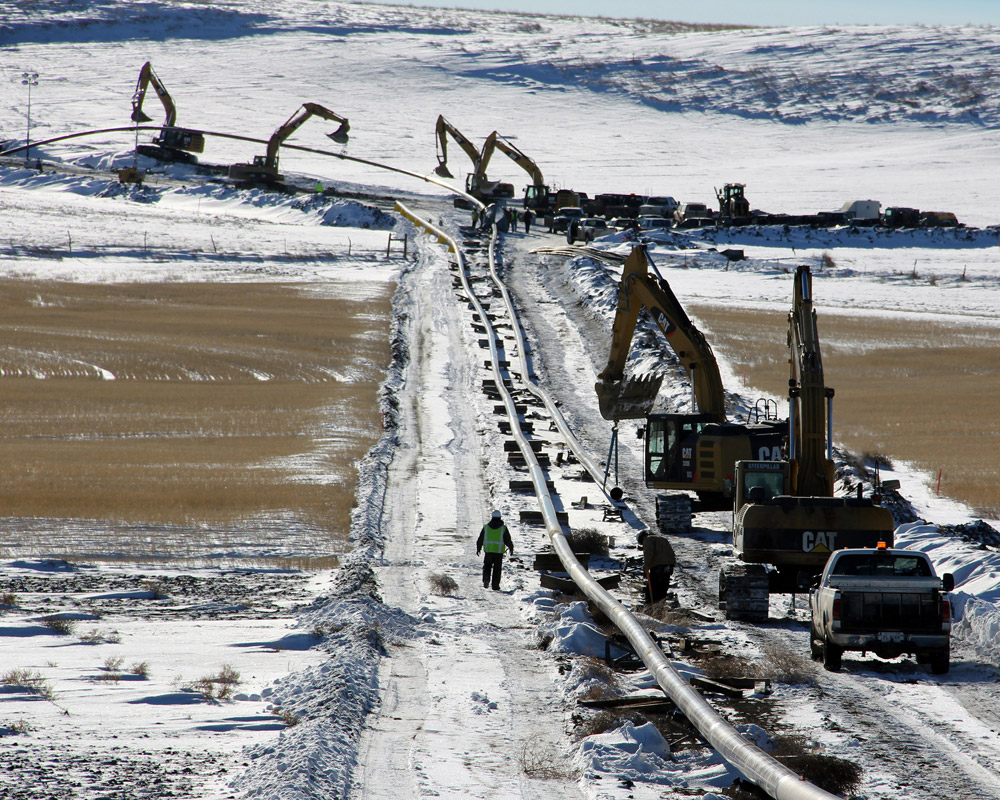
left=433, top=115, right=481, bottom=179
left=131, top=61, right=176, bottom=127
left=264, top=102, right=350, bottom=169
left=596, top=246, right=726, bottom=421
left=788, top=264, right=835, bottom=496
left=491, top=134, right=545, bottom=187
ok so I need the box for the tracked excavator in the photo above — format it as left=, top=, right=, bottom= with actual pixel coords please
left=595, top=246, right=786, bottom=529
left=130, top=61, right=205, bottom=164
left=480, top=133, right=578, bottom=215
left=720, top=265, right=896, bottom=621
left=228, top=102, right=349, bottom=185
left=432, top=117, right=513, bottom=207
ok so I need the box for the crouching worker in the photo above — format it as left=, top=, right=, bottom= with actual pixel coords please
left=476, top=510, right=514, bottom=590
left=637, top=529, right=676, bottom=603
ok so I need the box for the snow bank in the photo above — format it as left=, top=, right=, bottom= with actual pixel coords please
left=577, top=721, right=672, bottom=777
left=229, top=262, right=416, bottom=799
left=894, top=520, right=1000, bottom=664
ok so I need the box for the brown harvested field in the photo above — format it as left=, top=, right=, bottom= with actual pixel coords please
left=0, top=279, right=393, bottom=566
left=690, top=303, right=1000, bottom=518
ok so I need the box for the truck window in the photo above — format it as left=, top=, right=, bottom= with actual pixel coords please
left=832, top=555, right=931, bottom=577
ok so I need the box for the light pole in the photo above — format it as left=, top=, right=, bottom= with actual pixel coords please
left=21, top=71, right=38, bottom=166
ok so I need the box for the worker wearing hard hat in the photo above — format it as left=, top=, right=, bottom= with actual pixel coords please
left=476, top=510, right=514, bottom=590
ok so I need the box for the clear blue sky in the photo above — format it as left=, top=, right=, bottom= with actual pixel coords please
left=388, top=0, right=996, bottom=27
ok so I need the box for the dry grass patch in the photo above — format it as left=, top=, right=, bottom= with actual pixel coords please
left=691, top=303, right=1000, bottom=517
left=428, top=572, right=459, bottom=596
left=1, top=669, right=54, bottom=701
left=567, top=527, right=609, bottom=556
left=185, top=663, right=241, bottom=702
left=519, top=734, right=571, bottom=779
left=0, top=279, right=392, bottom=564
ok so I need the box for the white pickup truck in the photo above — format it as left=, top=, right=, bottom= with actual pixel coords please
left=808, top=545, right=954, bottom=674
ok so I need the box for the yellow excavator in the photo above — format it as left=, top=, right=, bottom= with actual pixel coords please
left=722, top=265, right=896, bottom=620
left=130, top=61, right=205, bottom=164
left=228, top=102, right=349, bottom=185
left=595, top=246, right=786, bottom=527
left=465, top=131, right=515, bottom=201
left=432, top=117, right=513, bottom=207
left=478, top=133, right=566, bottom=214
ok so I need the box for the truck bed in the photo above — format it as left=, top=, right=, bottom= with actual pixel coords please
left=830, top=576, right=944, bottom=633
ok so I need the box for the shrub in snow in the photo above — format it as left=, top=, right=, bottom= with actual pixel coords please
left=567, top=527, right=609, bottom=556
left=563, top=657, right=620, bottom=703
left=428, top=572, right=458, bottom=595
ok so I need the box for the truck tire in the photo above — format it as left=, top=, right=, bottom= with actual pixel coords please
left=809, top=630, right=823, bottom=661
left=822, top=640, right=842, bottom=672
left=930, top=647, right=950, bottom=675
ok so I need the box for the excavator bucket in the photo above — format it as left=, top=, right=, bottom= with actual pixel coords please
left=595, top=375, right=664, bottom=420
left=131, top=108, right=153, bottom=124
left=326, top=121, right=350, bottom=144
left=434, top=161, right=454, bottom=179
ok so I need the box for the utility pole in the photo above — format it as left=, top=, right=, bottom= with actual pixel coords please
left=21, top=71, right=39, bottom=166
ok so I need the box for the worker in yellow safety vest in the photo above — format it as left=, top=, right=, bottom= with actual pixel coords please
left=476, top=510, right=514, bottom=590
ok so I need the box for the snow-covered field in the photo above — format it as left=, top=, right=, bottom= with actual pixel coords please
left=2, top=3, right=1000, bottom=799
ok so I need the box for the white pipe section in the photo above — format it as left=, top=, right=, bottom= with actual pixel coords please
left=396, top=204, right=841, bottom=800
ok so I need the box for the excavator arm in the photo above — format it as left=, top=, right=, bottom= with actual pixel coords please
left=263, top=102, right=350, bottom=171
left=596, top=246, right=727, bottom=421
left=787, top=265, right=835, bottom=496
left=433, top=115, right=481, bottom=179
left=131, top=61, right=176, bottom=127
left=466, top=130, right=499, bottom=193
left=491, top=134, right=545, bottom=187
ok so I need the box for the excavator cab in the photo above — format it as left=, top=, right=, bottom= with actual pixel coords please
left=645, top=414, right=714, bottom=486
left=646, top=414, right=786, bottom=501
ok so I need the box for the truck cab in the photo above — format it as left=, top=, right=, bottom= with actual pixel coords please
left=808, top=545, right=954, bottom=674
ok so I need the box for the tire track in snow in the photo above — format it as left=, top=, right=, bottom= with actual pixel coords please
left=350, top=215, right=582, bottom=800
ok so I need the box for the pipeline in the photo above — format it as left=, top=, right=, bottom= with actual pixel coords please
left=0, top=125, right=483, bottom=208
left=398, top=204, right=840, bottom=800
